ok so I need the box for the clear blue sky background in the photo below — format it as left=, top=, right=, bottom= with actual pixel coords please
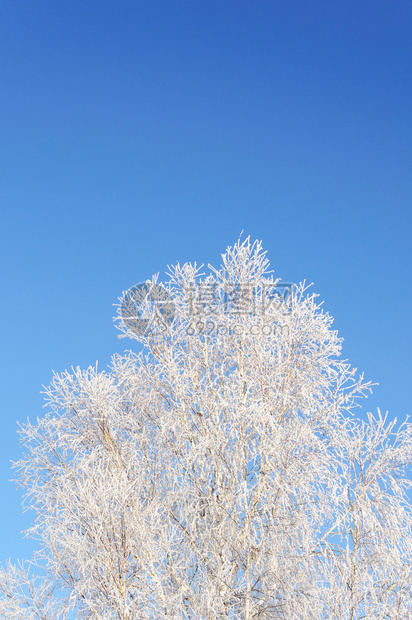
left=0, top=0, right=411, bottom=566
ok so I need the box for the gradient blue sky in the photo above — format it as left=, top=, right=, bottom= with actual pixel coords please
left=1, top=0, right=411, bottom=565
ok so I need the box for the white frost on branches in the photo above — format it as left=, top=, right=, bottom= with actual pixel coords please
left=1, top=237, right=412, bottom=619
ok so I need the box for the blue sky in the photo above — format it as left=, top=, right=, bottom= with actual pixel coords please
left=0, top=0, right=411, bottom=565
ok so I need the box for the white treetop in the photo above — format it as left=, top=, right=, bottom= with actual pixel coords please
left=1, top=237, right=412, bottom=619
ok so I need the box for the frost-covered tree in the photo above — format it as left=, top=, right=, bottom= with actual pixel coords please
left=1, top=237, right=412, bottom=619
